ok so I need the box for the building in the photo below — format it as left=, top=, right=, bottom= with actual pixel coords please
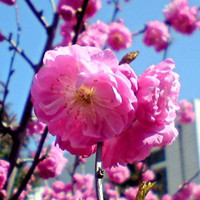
left=146, top=99, right=200, bottom=195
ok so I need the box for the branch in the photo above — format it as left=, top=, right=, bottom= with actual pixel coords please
left=174, top=169, right=200, bottom=195
left=72, top=0, right=89, bottom=44
left=4, top=37, right=35, bottom=71
left=95, top=142, right=104, bottom=200
left=10, top=127, right=48, bottom=200
left=49, top=0, right=56, bottom=13
left=35, top=12, right=60, bottom=72
left=110, top=0, right=120, bottom=22
left=132, top=28, right=146, bottom=36
left=6, top=11, right=60, bottom=189
left=25, top=0, right=49, bottom=29
left=162, top=25, right=172, bottom=60
left=0, top=2, right=22, bottom=120
left=70, top=156, right=80, bottom=194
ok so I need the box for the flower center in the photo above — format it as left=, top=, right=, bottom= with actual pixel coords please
left=76, top=86, right=94, bottom=105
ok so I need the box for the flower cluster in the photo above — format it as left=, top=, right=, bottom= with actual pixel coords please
left=0, top=0, right=15, bottom=5
left=106, top=164, right=130, bottom=184
left=31, top=45, right=180, bottom=169
left=163, top=0, right=200, bottom=34
left=58, top=0, right=102, bottom=46
left=0, top=160, right=10, bottom=199
left=26, top=120, right=45, bottom=135
left=143, top=20, right=170, bottom=52
left=37, top=144, right=68, bottom=179
left=42, top=174, right=96, bottom=200
left=177, top=99, right=195, bottom=124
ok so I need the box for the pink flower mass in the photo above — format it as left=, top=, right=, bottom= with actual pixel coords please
left=177, top=99, right=195, bottom=124
left=102, top=59, right=180, bottom=168
left=0, top=0, right=15, bottom=5
left=163, top=0, right=200, bottom=34
left=31, top=45, right=180, bottom=168
left=37, top=144, right=68, bottom=179
left=31, top=45, right=137, bottom=156
left=107, top=22, right=133, bottom=51
left=143, top=20, right=170, bottom=52
left=106, top=164, right=130, bottom=184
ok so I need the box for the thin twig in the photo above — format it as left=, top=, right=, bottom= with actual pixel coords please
left=174, top=169, right=200, bottom=195
left=10, top=127, right=48, bottom=200
left=25, top=0, right=49, bottom=29
left=35, top=12, right=60, bottom=72
left=0, top=2, right=22, bottom=120
left=4, top=37, right=35, bottom=71
left=72, top=0, right=89, bottom=44
left=49, top=0, right=57, bottom=13
left=6, top=11, right=59, bottom=190
left=110, top=0, right=120, bottom=22
left=70, top=156, right=80, bottom=194
left=132, top=28, right=146, bottom=37
left=95, top=142, right=104, bottom=200
left=162, top=25, right=172, bottom=60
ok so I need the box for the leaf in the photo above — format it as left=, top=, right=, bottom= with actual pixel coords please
left=119, top=51, right=139, bottom=65
left=135, top=182, right=156, bottom=200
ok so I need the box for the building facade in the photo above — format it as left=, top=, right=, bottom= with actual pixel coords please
left=147, top=99, right=200, bottom=195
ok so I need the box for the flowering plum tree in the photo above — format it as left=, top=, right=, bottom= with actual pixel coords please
left=0, top=0, right=199, bottom=199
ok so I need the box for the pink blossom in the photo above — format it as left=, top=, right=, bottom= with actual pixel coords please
left=146, top=190, right=158, bottom=200
left=102, top=59, right=180, bottom=168
left=0, top=190, right=7, bottom=199
left=42, top=186, right=53, bottom=200
left=31, top=45, right=137, bottom=156
left=163, top=0, right=200, bottom=34
left=142, top=169, right=155, bottom=182
left=173, top=182, right=195, bottom=200
left=143, top=21, right=170, bottom=52
left=52, top=181, right=66, bottom=193
left=0, top=160, right=10, bottom=190
left=78, top=156, right=86, bottom=163
left=136, top=162, right=146, bottom=171
left=60, top=23, right=75, bottom=46
left=135, top=59, right=180, bottom=126
left=58, top=0, right=82, bottom=12
left=37, top=144, right=68, bottom=179
left=124, top=187, right=138, bottom=200
left=58, top=5, right=77, bottom=23
left=26, top=120, right=45, bottom=135
left=162, top=194, right=173, bottom=200
left=106, top=164, right=130, bottom=184
left=104, top=183, right=119, bottom=199
left=107, top=22, right=132, bottom=51
left=58, top=0, right=101, bottom=20
left=0, top=0, right=15, bottom=5
left=0, top=32, right=4, bottom=42
left=85, top=0, right=102, bottom=18
left=177, top=99, right=195, bottom=124
left=77, top=20, right=109, bottom=48
left=193, top=184, right=200, bottom=200
left=73, top=174, right=94, bottom=191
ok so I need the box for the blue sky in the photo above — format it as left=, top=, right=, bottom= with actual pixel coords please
left=1, top=0, right=200, bottom=122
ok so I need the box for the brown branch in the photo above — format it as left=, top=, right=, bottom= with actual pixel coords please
left=10, top=127, right=48, bottom=200
left=72, top=0, right=89, bottom=44
left=110, top=0, right=120, bottom=22
left=0, top=2, right=22, bottom=121
left=70, top=156, right=80, bottom=194
left=4, top=37, right=35, bottom=71
left=24, top=0, right=49, bottom=29
left=6, top=11, right=60, bottom=190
